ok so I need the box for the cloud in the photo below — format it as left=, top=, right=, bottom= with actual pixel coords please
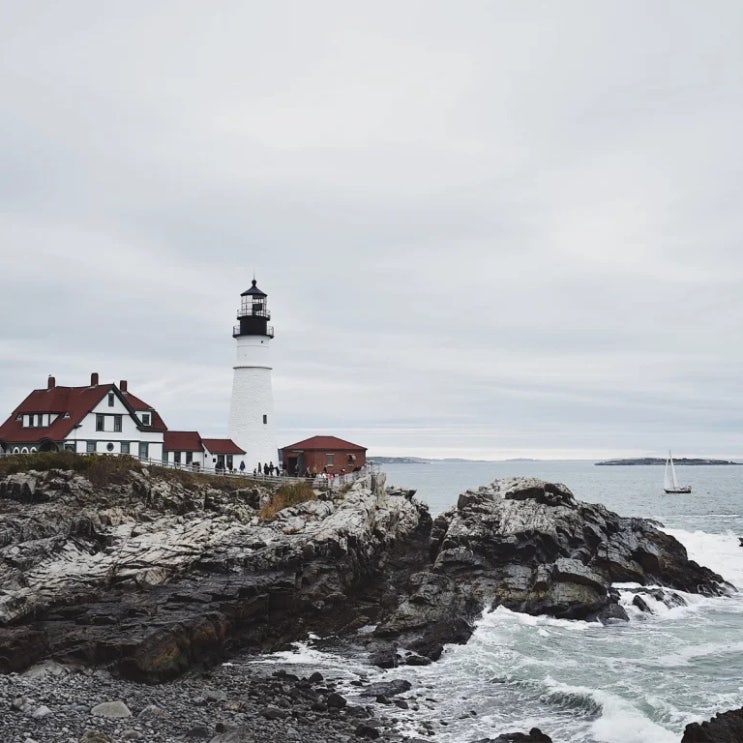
left=2, top=1, right=743, bottom=459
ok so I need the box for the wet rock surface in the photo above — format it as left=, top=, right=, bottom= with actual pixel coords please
left=373, top=477, right=731, bottom=658
left=681, top=707, right=743, bottom=742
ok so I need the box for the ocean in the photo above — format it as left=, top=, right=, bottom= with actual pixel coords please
left=250, top=460, right=743, bottom=742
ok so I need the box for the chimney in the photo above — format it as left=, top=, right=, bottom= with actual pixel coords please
left=47, top=375, right=56, bottom=389
left=90, top=372, right=99, bottom=387
left=119, top=379, right=128, bottom=394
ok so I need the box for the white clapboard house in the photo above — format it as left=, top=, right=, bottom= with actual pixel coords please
left=0, top=373, right=245, bottom=471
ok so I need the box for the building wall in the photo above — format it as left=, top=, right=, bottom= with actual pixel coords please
left=62, top=395, right=164, bottom=459
left=229, top=335, right=277, bottom=471
left=203, top=450, right=247, bottom=472
left=283, top=448, right=366, bottom=475
left=162, top=450, right=206, bottom=468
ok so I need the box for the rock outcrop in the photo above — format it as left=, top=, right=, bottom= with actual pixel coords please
left=373, top=477, right=730, bottom=660
left=681, top=708, right=743, bottom=742
left=0, top=465, right=731, bottom=682
left=0, top=466, right=427, bottom=681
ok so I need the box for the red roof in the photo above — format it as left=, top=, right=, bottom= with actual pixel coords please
left=121, top=392, right=168, bottom=433
left=281, top=435, right=367, bottom=452
left=163, top=431, right=203, bottom=452
left=0, top=381, right=167, bottom=445
left=201, top=438, right=245, bottom=455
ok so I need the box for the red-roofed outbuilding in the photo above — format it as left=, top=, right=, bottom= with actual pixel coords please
left=280, top=435, right=366, bottom=476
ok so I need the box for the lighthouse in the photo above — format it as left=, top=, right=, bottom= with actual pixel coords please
left=228, top=279, right=277, bottom=470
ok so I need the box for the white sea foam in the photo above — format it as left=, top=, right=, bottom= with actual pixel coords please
left=543, top=678, right=677, bottom=743
left=665, top=528, right=743, bottom=589
left=482, top=604, right=594, bottom=631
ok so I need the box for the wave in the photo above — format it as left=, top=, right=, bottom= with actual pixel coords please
left=542, top=678, right=678, bottom=743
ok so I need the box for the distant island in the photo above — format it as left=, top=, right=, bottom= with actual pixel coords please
left=367, top=456, right=429, bottom=464
left=595, top=457, right=740, bottom=466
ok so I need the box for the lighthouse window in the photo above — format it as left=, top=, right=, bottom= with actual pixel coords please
left=263, top=414, right=268, bottom=424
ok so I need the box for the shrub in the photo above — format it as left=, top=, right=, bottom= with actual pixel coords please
left=259, top=480, right=316, bottom=520
left=0, top=451, right=143, bottom=486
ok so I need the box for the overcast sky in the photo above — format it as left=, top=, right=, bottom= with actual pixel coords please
left=1, top=1, right=742, bottom=460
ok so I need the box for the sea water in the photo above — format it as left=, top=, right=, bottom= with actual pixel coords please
left=250, top=460, right=743, bottom=742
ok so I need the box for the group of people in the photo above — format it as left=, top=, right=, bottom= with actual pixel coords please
left=247, top=461, right=283, bottom=477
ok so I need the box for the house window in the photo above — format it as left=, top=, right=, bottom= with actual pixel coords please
left=64, top=443, right=75, bottom=452
left=141, top=413, right=151, bottom=426
left=106, top=443, right=114, bottom=452
left=86, top=441, right=96, bottom=453
left=174, top=451, right=181, bottom=465
left=138, top=442, right=149, bottom=460
left=326, top=453, right=334, bottom=465
left=263, top=414, right=268, bottom=424
left=121, top=442, right=130, bottom=455
left=113, top=415, right=122, bottom=432
left=96, top=414, right=104, bottom=431
left=186, top=451, right=193, bottom=465
left=108, top=392, right=114, bottom=407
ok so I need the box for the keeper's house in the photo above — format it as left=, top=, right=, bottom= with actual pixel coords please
left=280, top=435, right=367, bottom=476
left=0, top=373, right=245, bottom=470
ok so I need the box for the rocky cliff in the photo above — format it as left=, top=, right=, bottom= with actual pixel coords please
left=0, top=461, right=731, bottom=683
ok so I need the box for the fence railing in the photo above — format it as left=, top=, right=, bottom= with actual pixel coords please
left=0, top=450, right=377, bottom=490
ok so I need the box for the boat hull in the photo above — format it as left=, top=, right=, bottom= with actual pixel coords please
left=664, top=486, right=692, bottom=494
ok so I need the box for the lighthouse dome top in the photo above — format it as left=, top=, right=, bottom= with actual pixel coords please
left=240, top=279, right=267, bottom=298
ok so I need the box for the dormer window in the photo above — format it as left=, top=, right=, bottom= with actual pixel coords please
left=141, top=412, right=151, bottom=426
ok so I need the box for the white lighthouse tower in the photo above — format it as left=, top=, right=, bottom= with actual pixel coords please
left=229, top=278, right=277, bottom=470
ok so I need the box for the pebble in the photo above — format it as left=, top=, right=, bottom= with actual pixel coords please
left=0, top=660, right=408, bottom=743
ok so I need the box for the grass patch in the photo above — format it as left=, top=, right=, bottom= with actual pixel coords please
left=0, top=451, right=142, bottom=487
left=259, top=480, right=317, bottom=520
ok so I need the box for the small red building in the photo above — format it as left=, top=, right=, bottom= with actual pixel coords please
left=280, top=435, right=367, bottom=476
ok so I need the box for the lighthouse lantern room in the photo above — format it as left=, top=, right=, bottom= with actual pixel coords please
left=229, top=279, right=277, bottom=470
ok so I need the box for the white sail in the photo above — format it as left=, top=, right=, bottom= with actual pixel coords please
left=668, top=453, right=679, bottom=488
left=664, top=455, right=675, bottom=490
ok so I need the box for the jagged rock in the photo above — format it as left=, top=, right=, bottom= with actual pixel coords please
left=472, top=729, right=553, bottom=742
left=359, top=679, right=412, bottom=698
left=682, top=708, right=743, bottom=741
left=375, top=477, right=730, bottom=659
left=0, top=466, right=731, bottom=688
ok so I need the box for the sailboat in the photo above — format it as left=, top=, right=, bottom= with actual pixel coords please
left=663, top=451, right=692, bottom=493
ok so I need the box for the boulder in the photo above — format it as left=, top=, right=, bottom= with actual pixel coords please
left=682, top=708, right=743, bottom=742
left=375, top=477, right=730, bottom=659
